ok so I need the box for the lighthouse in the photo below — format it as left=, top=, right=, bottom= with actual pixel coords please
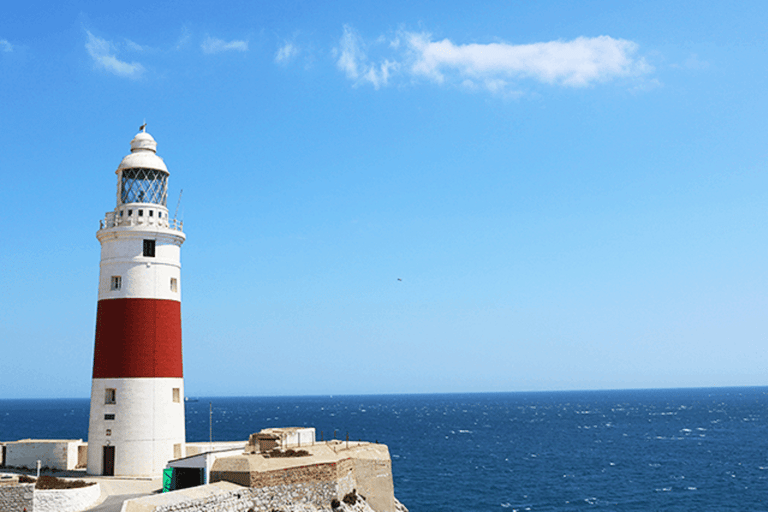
left=87, top=127, right=186, bottom=477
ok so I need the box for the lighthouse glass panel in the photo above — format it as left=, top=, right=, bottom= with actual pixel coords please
left=120, top=168, right=168, bottom=205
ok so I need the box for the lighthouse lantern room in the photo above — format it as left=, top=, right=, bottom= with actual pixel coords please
left=87, top=127, right=186, bottom=477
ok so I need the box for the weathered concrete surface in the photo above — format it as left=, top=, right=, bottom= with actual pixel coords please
left=210, top=441, right=395, bottom=512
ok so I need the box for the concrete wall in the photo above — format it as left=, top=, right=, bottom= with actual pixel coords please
left=0, top=482, right=34, bottom=511
left=5, top=440, right=86, bottom=471
left=34, top=483, right=101, bottom=512
left=185, top=442, right=244, bottom=457
left=351, top=458, right=394, bottom=512
left=97, top=230, right=183, bottom=302
left=87, top=377, right=185, bottom=476
left=261, top=427, right=316, bottom=449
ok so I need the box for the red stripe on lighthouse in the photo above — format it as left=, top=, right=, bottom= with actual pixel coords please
left=93, top=298, right=183, bottom=378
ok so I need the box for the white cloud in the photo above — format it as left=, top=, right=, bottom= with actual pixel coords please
left=334, top=26, right=652, bottom=94
left=0, top=39, right=12, bottom=52
left=335, top=25, right=398, bottom=89
left=406, top=33, right=650, bottom=87
left=201, top=36, right=248, bottom=54
left=125, top=39, right=150, bottom=52
left=275, top=42, right=299, bottom=64
left=85, top=31, right=144, bottom=79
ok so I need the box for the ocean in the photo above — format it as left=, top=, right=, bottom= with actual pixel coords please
left=2, top=387, right=767, bottom=511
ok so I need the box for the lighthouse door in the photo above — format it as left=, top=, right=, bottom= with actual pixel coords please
left=102, top=446, right=115, bottom=476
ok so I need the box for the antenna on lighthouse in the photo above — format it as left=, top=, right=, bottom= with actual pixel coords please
left=173, top=189, right=183, bottom=221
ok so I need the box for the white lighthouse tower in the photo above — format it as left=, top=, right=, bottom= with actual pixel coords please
left=87, top=127, right=186, bottom=477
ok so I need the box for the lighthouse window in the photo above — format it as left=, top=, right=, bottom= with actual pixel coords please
left=149, top=210, right=154, bottom=217
left=120, top=167, right=168, bottom=205
left=173, top=388, right=180, bottom=403
left=127, top=209, right=133, bottom=216
left=138, top=209, right=144, bottom=217
left=170, top=278, right=178, bottom=293
left=119, top=210, right=123, bottom=217
left=143, top=239, right=156, bottom=257
left=110, top=276, right=121, bottom=291
left=105, top=388, right=116, bottom=404
left=104, top=414, right=115, bottom=421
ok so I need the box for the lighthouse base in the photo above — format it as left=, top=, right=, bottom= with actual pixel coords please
left=87, top=377, right=186, bottom=477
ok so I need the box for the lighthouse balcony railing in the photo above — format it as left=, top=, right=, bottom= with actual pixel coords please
left=100, top=214, right=183, bottom=231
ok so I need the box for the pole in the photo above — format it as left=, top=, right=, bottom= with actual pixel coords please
left=209, top=402, right=213, bottom=450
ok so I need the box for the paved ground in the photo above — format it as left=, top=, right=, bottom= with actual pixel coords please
left=87, top=492, right=148, bottom=512
left=1, top=468, right=161, bottom=511
left=80, top=474, right=162, bottom=511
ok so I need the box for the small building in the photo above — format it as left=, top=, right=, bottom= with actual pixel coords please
left=2, top=439, right=87, bottom=471
left=164, top=428, right=316, bottom=491
left=245, top=427, right=316, bottom=453
left=163, top=446, right=244, bottom=491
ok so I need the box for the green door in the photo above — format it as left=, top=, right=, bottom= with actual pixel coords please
left=162, top=468, right=175, bottom=492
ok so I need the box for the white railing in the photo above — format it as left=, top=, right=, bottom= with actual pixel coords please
left=100, top=215, right=183, bottom=231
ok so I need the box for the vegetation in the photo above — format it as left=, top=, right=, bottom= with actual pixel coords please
left=343, top=489, right=359, bottom=505
left=265, top=448, right=310, bottom=458
left=15, top=475, right=95, bottom=489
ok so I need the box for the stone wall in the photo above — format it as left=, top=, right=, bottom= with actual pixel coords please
left=34, top=483, right=101, bottom=512
left=250, top=460, right=348, bottom=488
left=210, top=459, right=350, bottom=489
left=125, top=481, right=339, bottom=512
left=0, top=482, right=34, bottom=511
left=124, top=482, right=409, bottom=512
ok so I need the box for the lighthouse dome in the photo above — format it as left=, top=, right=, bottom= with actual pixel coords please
left=117, top=131, right=168, bottom=173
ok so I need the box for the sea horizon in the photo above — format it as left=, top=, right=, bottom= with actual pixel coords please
left=3, top=384, right=767, bottom=402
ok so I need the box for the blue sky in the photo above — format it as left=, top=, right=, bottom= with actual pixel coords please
left=1, top=1, right=767, bottom=398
